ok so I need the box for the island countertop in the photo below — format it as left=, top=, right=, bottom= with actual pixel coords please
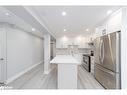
left=50, top=55, right=80, bottom=65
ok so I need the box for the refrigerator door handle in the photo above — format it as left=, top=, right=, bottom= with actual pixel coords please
left=99, top=39, right=104, bottom=64
left=99, top=39, right=102, bottom=62
left=102, top=40, right=105, bottom=63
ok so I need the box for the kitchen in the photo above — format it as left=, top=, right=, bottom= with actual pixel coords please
left=0, top=6, right=127, bottom=90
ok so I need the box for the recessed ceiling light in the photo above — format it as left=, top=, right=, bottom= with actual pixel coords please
left=5, top=13, right=10, bottom=16
left=62, top=36, right=68, bottom=41
left=63, top=29, right=67, bottom=32
left=32, top=28, right=36, bottom=31
left=86, top=29, right=89, bottom=31
left=107, top=10, right=112, bottom=15
left=62, top=11, right=67, bottom=16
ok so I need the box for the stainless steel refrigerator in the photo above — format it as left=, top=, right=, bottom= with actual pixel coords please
left=94, top=31, right=121, bottom=89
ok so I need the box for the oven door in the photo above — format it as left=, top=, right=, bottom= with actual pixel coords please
left=82, top=56, right=91, bottom=72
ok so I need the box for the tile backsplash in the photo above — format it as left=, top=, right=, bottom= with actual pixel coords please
left=56, top=48, right=92, bottom=55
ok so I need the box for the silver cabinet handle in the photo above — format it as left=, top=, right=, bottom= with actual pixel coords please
left=0, top=58, right=4, bottom=60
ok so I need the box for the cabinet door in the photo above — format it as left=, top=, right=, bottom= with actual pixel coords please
left=99, top=25, right=107, bottom=36
left=56, top=38, right=61, bottom=48
left=56, top=38, right=68, bottom=48
left=74, top=38, right=81, bottom=48
left=107, top=11, right=122, bottom=33
left=95, top=25, right=107, bottom=37
left=83, top=37, right=90, bottom=48
left=62, top=41, right=68, bottom=48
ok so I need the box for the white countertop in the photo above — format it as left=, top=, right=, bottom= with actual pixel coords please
left=50, top=55, right=80, bottom=65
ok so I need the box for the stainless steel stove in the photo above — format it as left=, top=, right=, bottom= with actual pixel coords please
left=82, top=54, right=91, bottom=72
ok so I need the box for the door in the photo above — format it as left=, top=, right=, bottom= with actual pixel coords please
left=101, top=32, right=120, bottom=72
left=0, top=28, right=7, bottom=84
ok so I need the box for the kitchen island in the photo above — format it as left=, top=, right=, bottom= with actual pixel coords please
left=50, top=55, right=80, bottom=89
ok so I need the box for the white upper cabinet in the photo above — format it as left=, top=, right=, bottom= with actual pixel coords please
left=56, top=36, right=91, bottom=49
left=56, top=37, right=68, bottom=48
left=95, top=9, right=122, bottom=38
left=106, top=10, right=122, bottom=34
left=95, top=25, right=107, bottom=37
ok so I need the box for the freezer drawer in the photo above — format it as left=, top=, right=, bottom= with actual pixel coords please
left=94, top=64, right=120, bottom=89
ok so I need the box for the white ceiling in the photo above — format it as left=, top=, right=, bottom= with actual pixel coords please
left=29, top=6, right=121, bottom=38
left=0, top=6, right=121, bottom=39
left=0, top=6, right=44, bottom=38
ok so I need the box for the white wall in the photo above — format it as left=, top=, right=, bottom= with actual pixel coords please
left=0, top=27, right=7, bottom=82
left=6, top=26, right=44, bottom=80
left=121, top=8, right=127, bottom=89
left=44, top=34, right=51, bottom=74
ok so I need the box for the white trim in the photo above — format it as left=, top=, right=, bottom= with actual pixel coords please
left=121, top=8, right=127, bottom=89
left=6, top=61, right=43, bottom=84
left=43, top=64, right=56, bottom=74
left=43, top=70, right=50, bottom=74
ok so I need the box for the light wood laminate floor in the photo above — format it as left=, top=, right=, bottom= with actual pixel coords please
left=7, top=64, right=104, bottom=89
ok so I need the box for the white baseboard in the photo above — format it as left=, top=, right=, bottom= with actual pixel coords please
left=43, top=64, right=56, bottom=75
left=43, top=68, right=52, bottom=74
left=44, top=70, right=50, bottom=74
left=6, top=61, right=43, bottom=84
